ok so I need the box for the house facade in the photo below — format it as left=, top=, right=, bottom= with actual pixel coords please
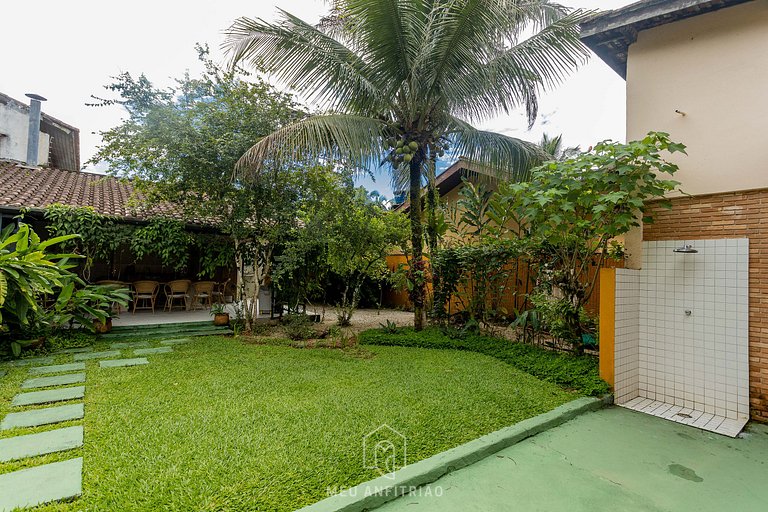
left=582, top=0, right=768, bottom=432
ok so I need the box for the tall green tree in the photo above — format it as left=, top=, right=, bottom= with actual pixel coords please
left=90, top=46, right=307, bottom=329
left=224, top=0, right=589, bottom=330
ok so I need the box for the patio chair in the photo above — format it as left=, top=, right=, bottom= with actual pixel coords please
left=211, top=279, right=231, bottom=304
left=190, top=281, right=215, bottom=310
left=164, top=279, right=192, bottom=312
left=131, top=281, right=159, bottom=314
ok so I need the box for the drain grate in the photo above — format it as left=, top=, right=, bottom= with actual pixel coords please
left=675, top=413, right=693, bottom=419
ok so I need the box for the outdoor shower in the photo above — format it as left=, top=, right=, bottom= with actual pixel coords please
left=673, top=244, right=698, bottom=253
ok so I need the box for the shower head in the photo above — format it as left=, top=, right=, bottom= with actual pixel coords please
left=673, top=244, right=698, bottom=254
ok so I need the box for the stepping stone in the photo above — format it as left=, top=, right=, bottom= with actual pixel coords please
left=160, top=338, right=191, bottom=345
left=1, top=403, right=84, bottom=430
left=12, top=386, right=85, bottom=407
left=0, top=458, right=82, bottom=510
left=22, top=373, right=85, bottom=390
left=2, top=356, right=55, bottom=367
left=0, top=426, right=83, bottom=462
left=29, top=362, right=85, bottom=375
left=110, top=341, right=150, bottom=349
left=134, top=347, right=173, bottom=356
left=54, top=347, right=93, bottom=354
left=74, top=350, right=120, bottom=361
left=100, top=358, right=149, bottom=368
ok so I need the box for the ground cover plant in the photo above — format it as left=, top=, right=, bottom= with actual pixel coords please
left=359, top=327, right=609, bottom=396
left=0, top=335, right=576, bottom=511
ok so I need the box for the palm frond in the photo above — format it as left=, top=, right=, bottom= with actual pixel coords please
left=447, top=117, right=546, bottom=181
left=415, top=1, right=589, bottom=126
left=235, top=114, right=388, bottom=177
left=223, top=11, right=389, bottom=114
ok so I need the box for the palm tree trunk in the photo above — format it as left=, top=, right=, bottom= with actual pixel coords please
left=408, top=155, right=425, bottom=331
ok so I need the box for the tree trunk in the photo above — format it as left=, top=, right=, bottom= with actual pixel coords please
left=408, top=155, right=425, bottom=331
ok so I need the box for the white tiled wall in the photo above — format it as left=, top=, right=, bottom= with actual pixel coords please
left=614, top=269, right=640, bottom=404
left=637, top=239, right=749, bottom=420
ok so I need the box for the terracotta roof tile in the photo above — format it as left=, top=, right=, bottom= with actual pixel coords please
left=0, top=160, right=196, bottom=224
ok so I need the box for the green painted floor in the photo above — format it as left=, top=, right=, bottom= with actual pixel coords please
left=378, top=407, right=768, bottom=512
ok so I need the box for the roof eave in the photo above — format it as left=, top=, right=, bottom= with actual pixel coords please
left=580, top=0, right=756, bottom=79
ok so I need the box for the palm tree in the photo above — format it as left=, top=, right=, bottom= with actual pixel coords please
left=539, top=133, right=581, bottom=161
left=224, top=0, right=590, bottom=330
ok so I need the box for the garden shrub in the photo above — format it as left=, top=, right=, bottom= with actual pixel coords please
left=359, top=327, right=609, bottom=396
left=282, top=314, right=316, bottom=341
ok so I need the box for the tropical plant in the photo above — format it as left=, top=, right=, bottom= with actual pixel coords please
left=511, top=132, right=685, bottom=351
left=0, top=222, right=80, bottom=334
left=210, top=303, right=228, bottom=315
left=224, top=0, right=590, bottom=330
left=46, top=281, right=131, bottom=332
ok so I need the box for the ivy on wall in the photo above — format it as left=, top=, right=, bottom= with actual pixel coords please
left=43, top=204, right=231, bottom=278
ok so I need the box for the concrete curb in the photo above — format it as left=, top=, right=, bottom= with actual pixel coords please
left=297, top=395, right=610, bottom=512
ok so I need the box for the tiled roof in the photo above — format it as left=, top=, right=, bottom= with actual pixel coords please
left=0, top=160, right=192, bottom=223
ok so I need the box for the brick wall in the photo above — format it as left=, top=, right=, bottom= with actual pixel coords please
left=644, top=188, right=768, bottom=422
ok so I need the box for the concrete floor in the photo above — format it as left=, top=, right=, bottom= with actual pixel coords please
left=378, top=406, right=768, bottom=512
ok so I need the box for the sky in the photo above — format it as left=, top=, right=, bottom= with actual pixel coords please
left=0, top=0, right=630, bottom=198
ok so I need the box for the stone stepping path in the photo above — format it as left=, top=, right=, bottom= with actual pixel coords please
left=0, top=457, right=82, bottom=510
left=54, top=347, right=93, bottom=355
left=110, top=341, right=150, bottom=349
left=74, top=350, right=120, bottom=361
left=0, top=426, right=83, bottom=462
left=134, top=347, right=173, bottom=356
left=22, top=373, right=85, bottom=390
left=160, top=338, right=191, bottom=345
left=12, top=386, right=85, bottom=407
left=100, top=358, right=149, bottom=368
left=1, top=403, right=84, bottom=430
left=29, top=362, right=85, bottom=375
left=2, top=356, right=55, bottom=367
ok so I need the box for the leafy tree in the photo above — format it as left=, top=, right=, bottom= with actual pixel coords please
left=511, top=132, right=685, bottom=351
left=224, top=0, right=590, bottom=330
left=324, top=188, right=409, bottom=325
left=89, top=46, right=307, bottom=329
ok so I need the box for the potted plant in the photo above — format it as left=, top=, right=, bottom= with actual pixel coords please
left=93, top=318, right=113, bottom=334
left=211, top=303, right=230, bottom=326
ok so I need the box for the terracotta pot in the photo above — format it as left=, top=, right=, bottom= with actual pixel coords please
left=94, top=318, right=113, bottom=334
left=213, top=313, right=230, bottom=326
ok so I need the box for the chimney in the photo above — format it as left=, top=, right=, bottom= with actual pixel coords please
left=25, top=93, right=47, bottom=167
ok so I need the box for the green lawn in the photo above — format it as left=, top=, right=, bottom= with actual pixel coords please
left=1, top=336, right=576, bottom=511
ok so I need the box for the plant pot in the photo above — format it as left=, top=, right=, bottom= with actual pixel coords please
left=94, top=318, right=113, bottom=334
left=213, top=313, right=230, bottom=326
left=20, top=337, right=45, bottom=351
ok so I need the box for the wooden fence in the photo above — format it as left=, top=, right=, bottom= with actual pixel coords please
left=383, top=253, right=624, bottom=318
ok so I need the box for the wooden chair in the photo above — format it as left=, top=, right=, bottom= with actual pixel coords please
left=190, top=281, right=215, bottom=310
left=132, top=281, right=159, bottom=314
left=164, top=280, right=192, bottom=311
left=211, top=279, right=231, bottom=304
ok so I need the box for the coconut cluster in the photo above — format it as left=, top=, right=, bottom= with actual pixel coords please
left=386, top=137, right=420, bottom=165
left=385, top=137, right=448, bottom=166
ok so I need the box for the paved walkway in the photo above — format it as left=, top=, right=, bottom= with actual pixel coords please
left=378, top=407, right=768, bottom=512
left=0, top=338, right=183, bottom=510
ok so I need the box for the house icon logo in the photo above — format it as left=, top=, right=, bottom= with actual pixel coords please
left=363, top=424, right=407, bottom=479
